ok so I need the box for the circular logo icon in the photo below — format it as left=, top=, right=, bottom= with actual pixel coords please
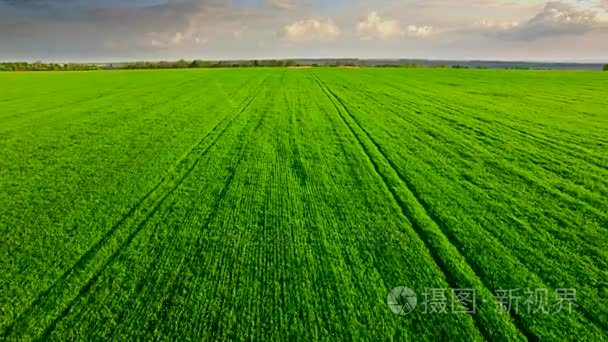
left=387, top=286, right=417, bottom=315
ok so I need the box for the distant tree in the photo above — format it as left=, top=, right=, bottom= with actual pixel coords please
left=0, top=61, right=98, bottom=72
left=603, top=64, right=608, bottom=71
left=399, top=63, right=423, bottom=68
left=175, top=59, right=189, bottom=68
left=0, top=59, right=365, bottom=71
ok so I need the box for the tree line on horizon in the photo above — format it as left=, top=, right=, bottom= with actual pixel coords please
left=0, top=60, right=466, bottom=71
left=2, top=60, right=607, bottom=72
left=116, top=60, right=483, bottom=70
left=119, top=59, right=300, bottom=69
left=0, top=62, right=100, bottom=72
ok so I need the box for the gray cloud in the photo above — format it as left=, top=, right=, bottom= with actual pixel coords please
left=0, top=0, right=240, bottom=60
left=0, top=0, right=606, bottom=62
left=0, top=0, right=70, bottom=6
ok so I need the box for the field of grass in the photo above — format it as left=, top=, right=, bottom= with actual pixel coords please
left=1, top=68, right=607, bottom=340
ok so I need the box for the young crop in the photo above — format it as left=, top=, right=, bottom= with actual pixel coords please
left=1, top=68, right=607, bottom=340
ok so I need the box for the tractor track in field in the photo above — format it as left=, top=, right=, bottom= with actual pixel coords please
left=377, top=74, right=608, bottom=172
left=195, top=97, right=276, bottom=341
left=485, top=118, right=608, bottom=172
left=7, top=75, right=252, bottom=330
left=337, top=72, right=608, bottom=239
left=330, top=75, right=608, bottom=331
left=43, top=82, right=269, bottom=339
left=359, top=74, right=608, bottom=193
left=328, top=75, right=608, bottom=330
left=2, top=77, right=267, bottom=339
left=0, top=78, right=198, bottom=128
left=312, top=73, right=531, bottom=341
left=287, top=92, right=309, bottom=186
left=346, top=79, right=608, bottom=239
left=362, top=72, right=608, bottom=171
left=150, top=87, right=270, bottom=337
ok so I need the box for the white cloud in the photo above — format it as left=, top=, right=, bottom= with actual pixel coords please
left=150, top=38, right=164, bottom=48
left=357, top=12, right=433, bottom=40
left=476, top=19, right=520, bottom=30
left=145, top=30, right=193, bottom=48
left=283, top=18, right=340, bottom=42
left=357, top=12, right=403, bottom=40
left=406, top=24, right=434, bottom=37
left=233, top=29, right=244, bottom=40
left=497, top=1, right=599, bottom=40
left=267, top=0, right=296, bottom=10
left=171, top=31, right=185, bottom=44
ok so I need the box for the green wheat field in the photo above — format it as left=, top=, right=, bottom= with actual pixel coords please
left=1, top=68, right=607, bottom=340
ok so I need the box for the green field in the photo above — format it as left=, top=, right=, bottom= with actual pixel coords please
left=1, top=68, right=607, bottom=340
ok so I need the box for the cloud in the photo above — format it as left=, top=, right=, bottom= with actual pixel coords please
left=283, top=18, right=340, bottom=42
left=92, top=1, right=231, bottom=51
left=144, top=31, right=187, bottom=49
left=496, top=1, right=599, bottom=40
left=266, top=0, right=295, bottom=10
left=357, top=12, right=403, bottom=39
left=476, top=19, right=520, bottom=30
left=171, top=32, right=185, bottom=45
left=1, top=0, right=64, bottom=7
left=107, top=1, right=259, bottom=50
left=357, top=12, right=433, bottom=40
left=406, top=25, right=434, bottom=37
left=1, top=0, right=606, bottom=61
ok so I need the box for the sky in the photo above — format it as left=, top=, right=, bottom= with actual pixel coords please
left=0, top=0, right=607, bottom=62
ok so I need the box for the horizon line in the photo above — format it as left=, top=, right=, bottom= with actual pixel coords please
left=1, top=57, right=607, bottom=65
